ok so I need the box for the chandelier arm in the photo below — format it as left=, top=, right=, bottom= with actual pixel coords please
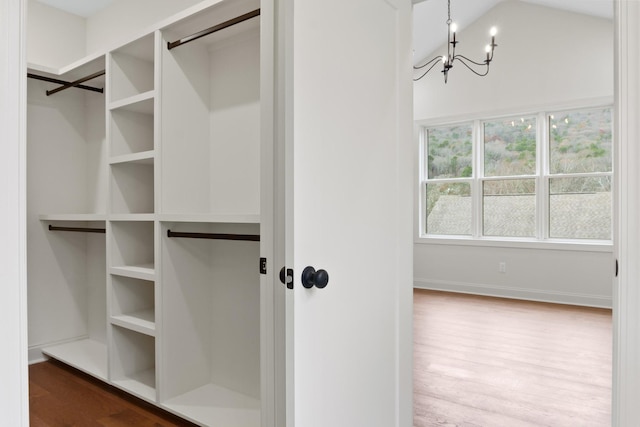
left=454, top=54, right=490, bottom=67
left=413, top=59, right=445, bottom=81
left=413, top=56, right=444, bottom=70
left=455, top=56, right=490, bottom=77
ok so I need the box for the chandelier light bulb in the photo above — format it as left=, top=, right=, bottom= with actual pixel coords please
left=412, top=0, right=497, bottom=83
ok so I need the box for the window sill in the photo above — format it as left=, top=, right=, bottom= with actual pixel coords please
left=415, top=235, right=613, bottom=252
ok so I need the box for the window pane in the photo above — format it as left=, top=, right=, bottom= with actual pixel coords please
left=426, top=182, right=471, bottom=235
left=483, top=179, right=535, bottom=237
left=549, top=176, right=611, bottom=239
left=427, top=124, right=473, bottom=179
left=484, top=116, right=536, bottom=177
left=549, top=108, right=612, bottom=174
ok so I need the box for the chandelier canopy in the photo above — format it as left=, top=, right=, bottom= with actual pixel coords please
left=414, top=0, right=497, bottom=83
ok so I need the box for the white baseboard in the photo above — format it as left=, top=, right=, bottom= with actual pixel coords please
left=28, top=346, right=47, bottom=365
left=414, top=278, right=612, bottom=309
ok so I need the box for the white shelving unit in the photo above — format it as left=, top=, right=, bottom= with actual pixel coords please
left=27, top=0, right=264, bottom=425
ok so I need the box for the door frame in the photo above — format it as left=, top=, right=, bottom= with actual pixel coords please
left=0, top=0, right=29, bottom=424
left=612, top=0, right=640, bottom=424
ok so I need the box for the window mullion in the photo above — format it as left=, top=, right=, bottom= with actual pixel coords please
left=418, top=127, right=426, bottom=236
left=538, top=111, right=549, bottom=240
left=473, top=119, right=483, bottom=238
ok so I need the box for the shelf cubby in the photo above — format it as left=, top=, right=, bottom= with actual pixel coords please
left=110, top=275, right=155, bottom=336
left=110, top=221, right=154, bottom=273
left=109, top=96, right=154, bottom=157
left=109, top=34, right=155, bottom=103
left=110, top=161, right=154, bottom=214
left=111, top=325, right=156, bottom=402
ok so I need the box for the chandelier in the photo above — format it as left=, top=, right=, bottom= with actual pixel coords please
left=414, top=0, right=497, bottom=83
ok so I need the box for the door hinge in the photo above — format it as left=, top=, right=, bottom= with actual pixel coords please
left=260, top=257, right=267, bottom=275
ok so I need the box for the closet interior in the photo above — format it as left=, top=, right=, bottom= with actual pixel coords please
left=26, top=0, right=265, bottom=425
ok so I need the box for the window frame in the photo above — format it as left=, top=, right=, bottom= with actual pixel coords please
left=417, top=102, right=614, bottom=251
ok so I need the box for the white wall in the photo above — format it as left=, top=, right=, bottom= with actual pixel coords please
left=85, top=0, right=204, bottom=56
left=414, top=0, right=613, bottom=121
left=414, top=0, right=614, bottom=307
left=27, top=0, right=85, bottom=68
left=27, top=0, right=206, bottom=69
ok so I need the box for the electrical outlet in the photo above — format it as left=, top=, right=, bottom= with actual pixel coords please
left=499, top=262, right=506, bottom=273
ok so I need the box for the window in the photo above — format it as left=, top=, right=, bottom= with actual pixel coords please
left=420, top=106, right=613, bottom=243
left=424, top=124, right=472, bottom=235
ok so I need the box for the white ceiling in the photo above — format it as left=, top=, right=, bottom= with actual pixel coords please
left=413, top=0, right=613, bottom=63
left=37, top=0, right=612, bottom=62
left=37, top=0, right=112, bottom=17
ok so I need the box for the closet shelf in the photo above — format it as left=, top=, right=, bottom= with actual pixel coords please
left=158, top=213, right=260, bottom=224
left=109, top=150, right=155, bottom=165
left=110, top=214, right=156, bottom=221
left=162, top=383, right=260, bottom=427
left=110, top=265, right=155, bottom=281
left=39, top=214, right=107, bottom=221
left=110, top=312, right=155, bottom=336
left=113, top=369, right=156, bottom=403
left=42, top=339, right=108, bottom=381
left=109, top=91, right=154, bottom=113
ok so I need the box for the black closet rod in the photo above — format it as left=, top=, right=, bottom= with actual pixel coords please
left=49, top=225, right=106, bottom=234
left=167, top=8, right=260, bottom=50
left=44, top=70, right=106, bottom=96
left=27, top=73, right=104, bottom=94
left=167, top=229, right=260, bottom=242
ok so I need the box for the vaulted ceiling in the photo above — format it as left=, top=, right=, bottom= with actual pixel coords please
left=413, top=0, right=612, bottom=63
left=35, top=0, right=613, bottom=65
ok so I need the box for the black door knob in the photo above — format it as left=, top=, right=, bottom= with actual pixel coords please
left=301, top=266, right=329, bottom=289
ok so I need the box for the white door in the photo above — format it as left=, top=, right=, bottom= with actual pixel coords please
left=277, top=0, right=414, bottom=425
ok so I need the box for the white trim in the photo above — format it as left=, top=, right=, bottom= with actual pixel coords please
left=414, top=279, right=613, bottom=309
left=415, top=235, right=613, bottom=252
left=0, top=0, right=28, bottom=424
left=612, top=0, right=640, bottom=425
left=415, top=96, right=614, bottom=128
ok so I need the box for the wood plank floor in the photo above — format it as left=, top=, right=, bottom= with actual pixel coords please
left=29, top=360, right=198, bottom=426
left=29, top=291, right=612, bottom=426
left=413, top=289, right=612, bottom=427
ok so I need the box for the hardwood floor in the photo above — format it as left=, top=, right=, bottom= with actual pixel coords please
left=413, top=289, right=612, bottom=427
left=29, top=360, right=198, bottom=426
left=29, top=291, right=612, bottom=426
